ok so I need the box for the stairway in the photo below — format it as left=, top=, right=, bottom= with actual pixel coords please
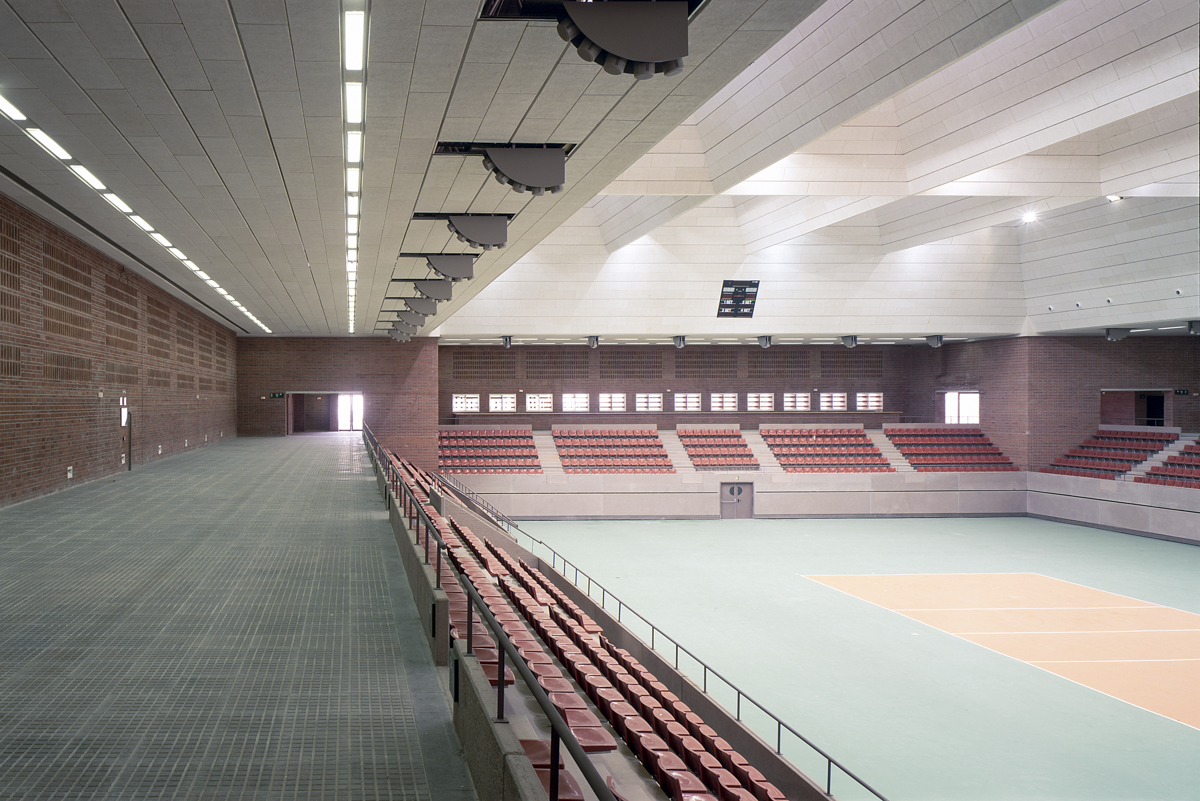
left=532, top=432, right=563, bottom=473
left=867, top=429, right=914, bottom=472
left=657, top=429, right=697, bottom=472
left=1128, top=433, right=1197, bottom=477
left=742, top=430, right=783, bottom=472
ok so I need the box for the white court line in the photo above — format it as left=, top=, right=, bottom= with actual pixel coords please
left=895, top=606, right=1161, bottom=611
left=958, top=629, right=1200, bottom=634
left=1032, top=658, right=1200, bottom=663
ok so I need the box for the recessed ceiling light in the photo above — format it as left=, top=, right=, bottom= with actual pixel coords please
left=345, top=82, right=363, bottom=123
left=167, top=248, right=186, bottom=259
left=346, top=131, right=362, bottom=163
left=1157, top=325, right=1185, bottom=330
left=130, top=215, right=153, bottom=231
left=1130, top=328, right=1152, bottom=332
left=346, top=167, right=360, bottom=192
left=28, top=129, right=71, bottom=159
left=1106, top=195, right=1122, bottom=202
left=69, top=164, right=105, bottom=189
left=347, top=196, right=359, bottom=215
left=149, top=233, right=172, bottom=247
left=102, top=193, right=132, bottom=213
left=344, top=11, right=365, bottom=71
left=0, top=94, right=26, bottom=121
left=1022, top=211, right=1037, bottom=223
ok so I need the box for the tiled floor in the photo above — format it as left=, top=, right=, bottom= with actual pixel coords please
left=0, top=432, right=477, bottom=801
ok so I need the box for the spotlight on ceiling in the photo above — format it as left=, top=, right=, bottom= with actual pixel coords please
left=588, top=336, right=599, bottom=349
left=1105, top=328, right=1130, bottom=342
left=757, top=336, right=772, bottom=349
left=1022, top=211, right=1038, bottom=223
left=482, top=147, right=565, bottom=195
left=1188, top=321, right=1199, bottom=336
left=926, top=335, right=943, bottom=348
left=673, top=335, right=685, bottom=349
left=501, top=335, right=513, bottom=349
left=403, top=297, right=438, bottom=316
left=1106, top=195, right=1122, bottom=202
left=426, top=254, right=474, bottom=281
left=557, top=1, right=687, bottom=80
left=414, top=279, right=453, bottom=301
left=841, top=335, right=858, bottom=348
left=446, top=215, right=507, bottom=251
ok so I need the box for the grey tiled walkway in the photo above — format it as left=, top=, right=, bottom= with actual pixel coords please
left=0, top=433, right=477, bottom=801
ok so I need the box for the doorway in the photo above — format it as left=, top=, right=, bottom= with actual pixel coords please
left=719, top=483, right=754, bottom=519
left=337, top=393, right=364, bottom=431
left=1100, top=389, right=1172, bottom=427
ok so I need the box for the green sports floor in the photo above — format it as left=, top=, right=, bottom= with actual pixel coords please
left=515, top=517, right=1200, bottom=801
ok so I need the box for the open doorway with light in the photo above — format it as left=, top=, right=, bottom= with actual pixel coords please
left=337, top=393, right=364, bottom=431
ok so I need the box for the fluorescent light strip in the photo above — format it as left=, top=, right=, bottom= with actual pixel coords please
left=347, top=131, right=362, bottom=163
left=347, top=195, right=359, bottom=215
left=344, top=12, right=365, bottom=71
left=346, top=168, right=360, bottom=192
left=103, top=193, right=132, bottom=213
left=150, top=233, right=172, bottom=247
left=347, top=217, right=358, bottom=234
left=0, top=94, right=26, bottom=121
left=69, top=164, right=105, bottom=189
left=130, top=215, right=154, bottom=231
left=28, top=128, right=71, bottom=159
left=345, top=82, right=363, bottom=124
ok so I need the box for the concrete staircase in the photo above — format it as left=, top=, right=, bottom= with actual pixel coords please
left=532, top=432, right=563, bottom=473
left=742, top=430, right=784, bottom=472
left=867, top=429, right=914, bottom=473
left=657, top=429, right=697, bottom=473
left=1128, top=432, right=1197, bottom=477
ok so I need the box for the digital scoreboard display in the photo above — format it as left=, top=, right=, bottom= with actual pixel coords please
left=717, top=280, right=758, bottom=317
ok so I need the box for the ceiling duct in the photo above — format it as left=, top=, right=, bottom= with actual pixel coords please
left=557, top=1, right=687, bottom=79
left=447, top=216, right=507, bottom=251
left=414, top=279, right=453, bottom=301
left=482, top=147, right=565, bottom=195
left=403, top=297, right=439, bottom=315
left=841, top=335, right=858, bottom=348
left=427, top=254, right=475, bottom=281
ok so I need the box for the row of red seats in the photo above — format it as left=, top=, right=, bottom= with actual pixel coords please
left=1040, top=466, right=1117, bottom=480
left=561, top=456, right=671, bottom=466
left=686, top=447, right=755, bottom=456
left=558, top=447, right=663, bottom=456
left=693, top=457, right=758, bottom=466
left=1135, top=475, right=1200, bottom=489
left=564, top=468, right=677, bottom=475
left=443, top=468, right=544, bottom=474
left=442, top=457, right=539, bottom=467
left=762, top=435, right=869, bottom=445
left=681, top=428, right=746, bottom=437
left=440, top=437, right=534, bottom=446
left=1167, top=454, right=1200, bottom=466
left=442, top=428, right=533, bottom=439
left=556, top=436, right=662, bottom=447
left=765, top=428, right=867, bottom=437
left=1079, top=439, right=1161, bottom=453
left=885, top=427, right=983, bottom=436
left=908, top=454, right=1010, bottom=464
left=1069, top=447, right=1148, bottom=461
left=889, top=436, right=992, bottom=446
left=1184, top=442, right=1200, bottom=454
left=1148, top=464, right=1200, bottom=479
left=681, top=437, right=746, bottom=446
left=680, top=431, right=759, bottom=471
left=903, top=445, right=1000, bottom=454
left=778, top=455, right=888, bottom=465
left=784, top=466, right=894, bottom=473
left=1100, top=430, right=1178, bottom=442
left=440, top=447, right=537, bottom=457
left=771, top=445, right=877, bottom=454
left=918, top=465, right=1020, bottom=472
left=555, top=429, right=658, bottom=439
left=1051, top=457, right=1132, bottom=473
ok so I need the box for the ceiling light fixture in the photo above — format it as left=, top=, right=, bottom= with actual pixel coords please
left=0, top=94, right=26, bottom=121
left=346, top=131, right=362, bottom=163
left=346, top=168, right=360, bottom=192
left=344, top=11, right=365, bottom=71
left=102, top=193, right=132, bottom=213
left=1106, top=195, right=1122, bottom=202
left=27, top=129, right=71, bottom=159
left=1022, top=211, right=1037, bottom=223
left=345, top=82, right=363, bottom=124
left=557, top=1, right=687, bottom=80
left=69, top=165, right=105, bottom=189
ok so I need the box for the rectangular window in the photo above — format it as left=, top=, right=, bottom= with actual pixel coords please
left=635, top=393, right=663, bottom=412
left=599, top=393, right=626, bottom=412
left=452, top=394, right=480, bottom=413
left=674, top=392, right=701, bottom=412
left=819, top=392, right=848, bottom=411
left=746, top=392, right=774, bottom=411
left=783, top=392, right=811, bottom=411
left=710, top=392, right=738, bottom=411
left=945, top=391, right=980, bottom=424
left=562, top=393, right=589, bottom=412
left=526, top=393, right=553, bottom=412
left=856, top=392, right=883, bottom=411
left=489, top=393, right=516, bottom=412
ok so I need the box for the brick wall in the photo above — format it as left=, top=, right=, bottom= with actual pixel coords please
left=0, top=192, right=237, bottom=508
left=437, top=344, right=916, bottom=428
left=236, top=337, right=438, bottom=468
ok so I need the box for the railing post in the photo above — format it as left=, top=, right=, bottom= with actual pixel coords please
left=496, top=642, right=506, bottom=721
left=435, top=545, right=442, bottom=589
left=466, top=603, right=474, bottom=655
left=550, top=728, right=561, bottom=801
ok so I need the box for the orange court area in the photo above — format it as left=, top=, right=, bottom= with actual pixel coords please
left=808, top=573, right=1200, bottom=729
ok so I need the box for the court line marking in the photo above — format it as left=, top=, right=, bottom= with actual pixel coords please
left=957, top=629, right=1200, bottom=634
left=895, top=606, right=1161, bottom=611
left=805, top=573, right=1200, bottom=732
left=1032, top=659, right=1200, bottom=663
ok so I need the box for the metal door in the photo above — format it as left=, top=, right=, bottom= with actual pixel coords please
left=719, top=483, right=754, bottom=518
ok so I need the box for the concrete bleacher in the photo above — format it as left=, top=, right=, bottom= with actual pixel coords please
left=760, top=425, right=893, bottom=473
left=1042, top=426, right=1179, bottom=480
left=439, top=427, right=543, bottom=474
left=553, top=427, right=675, bottom=474
left=1133, top=434, right=1199, bottom=488
left=885, top=424, right=1017, bottom=472
left=676, top=426, right=759, bottom=470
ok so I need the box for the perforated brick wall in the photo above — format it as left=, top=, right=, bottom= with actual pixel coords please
left=0, top=192, right=237, bottom=508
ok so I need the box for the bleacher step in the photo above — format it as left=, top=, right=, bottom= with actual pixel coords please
left=742, top=430, right=783, bottom=472
left=867, top=429, right=914, bottom=472
left=532, top=432, right=563, bottom=473
left=656, top=430, right=697, bottom=473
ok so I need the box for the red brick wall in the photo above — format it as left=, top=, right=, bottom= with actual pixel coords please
left=236, top=337, right=438, bottom=468
left=0, top=192, right=237, bottom=508
left=1100, top=391, right=1135, bottom=425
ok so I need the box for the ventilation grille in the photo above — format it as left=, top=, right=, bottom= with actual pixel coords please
left=0, top=344, right=19, bottom=378
left=526, top=350, right=589, bottom=380
left=0, top=255, right=18, bottom=327
left=44, top=352, right=91, bottom=382
left=199, top=377, right=213, bottom=391
left=0, top=219, right=16, bottom=254
left=42, top=244, right=92, bottom=341
left=453, top=350, right=516, bottom=381
left=599, top=350, right=662, bottom=380
left=147, top=297, right=172, bottom=359
left=176, top=315, right=194, bottom=365
left=749, top=349, right=808, bottom=379
left=674, top=350, right=737, bottom=380
left=147, top=368, right=171, bottom=388
left=105, top=362, right=138, bottom=386
left=177, top=373, right=195, bottom=390
left=820, top=349, right=883, bottom=379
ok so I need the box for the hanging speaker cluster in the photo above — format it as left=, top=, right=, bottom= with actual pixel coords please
left=381, top=252, right=480, bottom=339
left=557, top=1, right=687, bottom=80
left=482, top=147, right=565, bottom=195
left=446, top=216, right=507, bottom=251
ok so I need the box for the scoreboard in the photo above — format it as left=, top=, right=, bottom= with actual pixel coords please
left=717, top=280, right=758, bottom=317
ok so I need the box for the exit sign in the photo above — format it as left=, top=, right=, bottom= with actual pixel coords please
left=1175, top=389, right=1190, bottom=395
left=270, top=392, right=284, bottom=398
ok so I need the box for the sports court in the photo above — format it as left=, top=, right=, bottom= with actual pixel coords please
left=518, top=517, right=1200, bottom=801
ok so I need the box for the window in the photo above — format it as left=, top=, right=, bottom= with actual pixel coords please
left=452, top=394, right=480, bottom=413
left=819, top=392, right=848, bottom=411
left=856, top=392, right=883, bottom=411
left=636, top=393, right=663, bottom=411
left=526, top=393, right=553, bottom=412
left=562, top=393, right=589, bottom=412
left=489, top=393, right=516, bottom=412
left=710, top=392, right=738, bottom=411
left=599, top=393, right=626, bottom=412
left=674, top=392, right=701, bottom=412
left=783, top=392, right=811, bottom=411
left=746, top=392, right=774, bottom=411
left=945, top=391, right=980, bottom=424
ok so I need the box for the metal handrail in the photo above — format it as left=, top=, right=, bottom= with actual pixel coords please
left=360, top=426, right=616, bottom=801
left=434, top=471, right=522, bottom=532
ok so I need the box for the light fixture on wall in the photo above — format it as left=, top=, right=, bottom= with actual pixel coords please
left=446, top=215, right=508, bottom=251
left=757, top=336, right=772, bottom=349
left=501, top=336, right=513, bottom=349
left=588, top=336, right=600, bottom=349
left=557, top=1, right=687, bottom=79
left=673, top=336, right=686, bottom=349
left=926, top=335, right=943, bottom=348
left=841, top=335, right=858, bottom=348
left=482, top=146, right=565, bottom=195
left=1106, top=328, right=1130, bottom=341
